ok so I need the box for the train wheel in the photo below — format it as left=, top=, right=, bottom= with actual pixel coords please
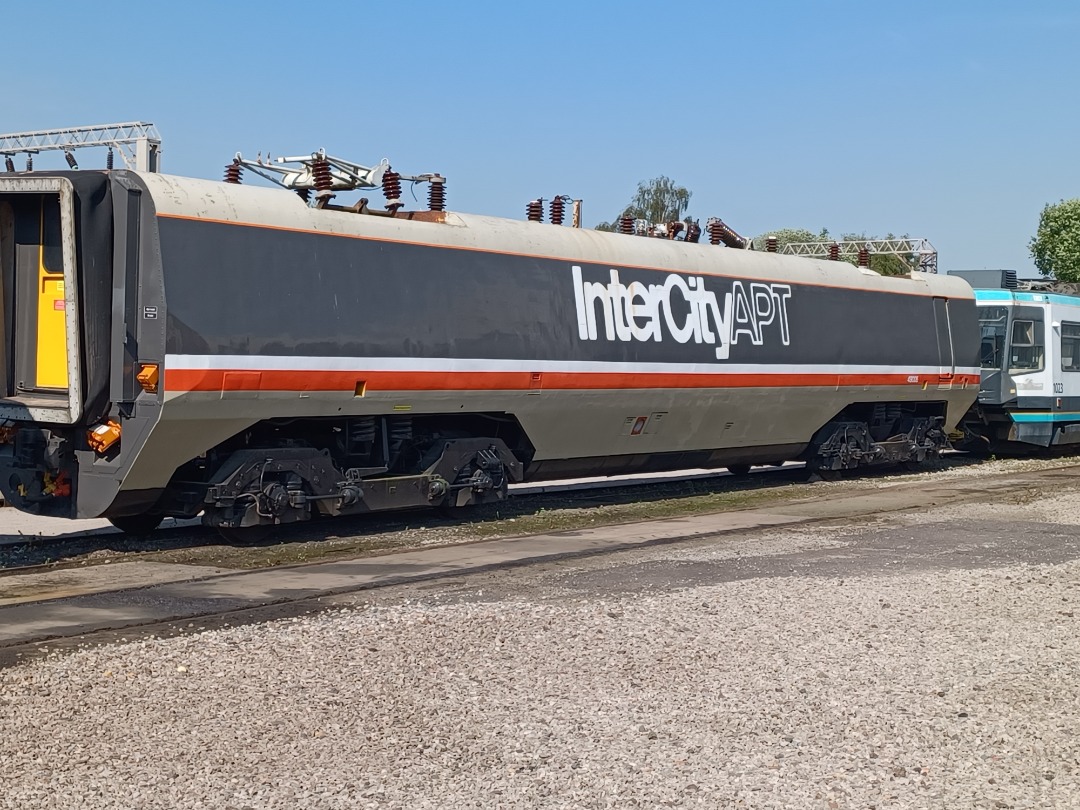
left=215, top=524, right=276, bottom=545
left=108, top=514, right=164, bottom=537
left=726, top=464, right=752, bottom=477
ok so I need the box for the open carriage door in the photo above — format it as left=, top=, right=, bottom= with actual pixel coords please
left=0, top=177, right=82, bottom=423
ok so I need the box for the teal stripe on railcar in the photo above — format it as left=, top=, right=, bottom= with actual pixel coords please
left=1009, top=411, right=1080, bottom=422
left=975, top=289, right=1080, bottom=306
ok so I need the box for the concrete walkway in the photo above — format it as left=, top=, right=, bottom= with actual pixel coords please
left=0, top=509, right=803, bottom=646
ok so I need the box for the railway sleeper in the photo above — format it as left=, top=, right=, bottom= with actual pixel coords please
left=201, top=438, right=524, bottom=531
left=807, top=415, right=946, bottom=473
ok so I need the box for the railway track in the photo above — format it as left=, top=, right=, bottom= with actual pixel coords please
left=0, top=451, right=1050, bottom=580
left=0, top=451, right=1069, bottom=583
left=0, top=462, right=817, bottom=574
left=0, top=454, right=1039, bottom=585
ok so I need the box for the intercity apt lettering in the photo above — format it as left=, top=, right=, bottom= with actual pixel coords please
left=571, top=265, right=792, bottom=360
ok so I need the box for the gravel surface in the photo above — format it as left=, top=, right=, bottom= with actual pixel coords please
left=4, top=497, right=1080, bottom=809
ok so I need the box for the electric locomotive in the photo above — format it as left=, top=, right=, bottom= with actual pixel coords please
left=0, top=154, right=981, bottom=537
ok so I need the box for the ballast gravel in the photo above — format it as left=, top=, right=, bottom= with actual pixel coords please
left=3, top=513, right=1080, bottom=808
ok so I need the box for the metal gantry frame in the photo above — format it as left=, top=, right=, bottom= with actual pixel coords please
left=780, top=237, right=938, bottom=273
left=0, top=122, right=162, bottom=172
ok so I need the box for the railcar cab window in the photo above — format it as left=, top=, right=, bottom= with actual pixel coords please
left=1062, top=322, right=1080, bottom=372
left=1009, top=318, right=1044, bottom=373
left=978, top=306, right=1008, bottom=370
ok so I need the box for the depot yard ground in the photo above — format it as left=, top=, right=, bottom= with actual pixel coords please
left=2, top=461, right=1080, bottom=808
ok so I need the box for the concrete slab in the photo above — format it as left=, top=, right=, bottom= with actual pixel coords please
left=0, top=513, right=114, bottom=544
left=0, top=561, right=233, bottom=606
left=0, top=514, right=200, bottom=546
left=0, top=510, right=804, bottom=645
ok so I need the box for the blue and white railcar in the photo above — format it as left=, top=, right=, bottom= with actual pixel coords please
left=962, top=288, right=1080, bottom=450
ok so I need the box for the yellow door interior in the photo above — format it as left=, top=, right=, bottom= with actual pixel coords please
left=34, top=198, right=67, bottom=389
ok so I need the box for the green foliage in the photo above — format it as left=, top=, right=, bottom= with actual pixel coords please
left=624, top=176, right=692, bottom=224
left=595, top=176, right=692, bottom=230
left=752, top=227, right=831, bottom=252
left=841, top=232, right=916, bottom=277
left=1030, top=199, right=1080, bottom=282
left=867, top=254, right=914, bottom=276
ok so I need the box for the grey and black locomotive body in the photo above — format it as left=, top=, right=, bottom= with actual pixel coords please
left=0, top=169, right=980, bottom=536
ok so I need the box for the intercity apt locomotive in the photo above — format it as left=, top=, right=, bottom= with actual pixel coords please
left=0, top=153, right=981, bottom=537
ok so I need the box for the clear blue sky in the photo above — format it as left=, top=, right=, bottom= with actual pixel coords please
left=6, top=0, right=1078, bottom=274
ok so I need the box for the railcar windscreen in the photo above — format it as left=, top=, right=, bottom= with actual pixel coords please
left=978, top=306, right=1008, bottom=370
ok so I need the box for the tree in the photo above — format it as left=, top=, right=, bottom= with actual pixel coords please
left=752, top=227, right=831, bottom=253
left=595, top=176, right=692, bottom=231
left=840, top=232, right=915, bottom=277
left=1030, top=199, right=1080, bottom=282
left=624, top=176, right=692, bottom=223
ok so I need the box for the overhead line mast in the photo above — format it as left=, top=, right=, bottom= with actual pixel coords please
left=780, top=238, right=938, bottom=274
left=0, top=122, right=162, bottom=172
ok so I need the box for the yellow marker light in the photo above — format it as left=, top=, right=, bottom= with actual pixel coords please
left=137, top=364, right=160, bottom=393
left=87, top=420, right=121, bottom=454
